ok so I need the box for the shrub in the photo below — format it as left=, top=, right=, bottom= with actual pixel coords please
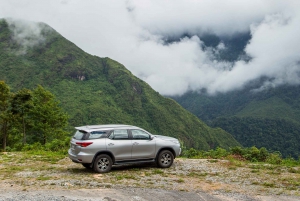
left=184, top=148, right=199, bottom=158
left=22, top=142, right=43, bottom=151
left=266, top=152, right=282, bottom=165
left=206, top=147, right=228, bottom=159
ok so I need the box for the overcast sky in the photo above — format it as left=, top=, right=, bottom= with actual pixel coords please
left=1, top=0, right=300, bottom=96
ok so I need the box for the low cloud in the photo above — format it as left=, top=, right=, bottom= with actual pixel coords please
left=1, top=0, right=300, bottom=95
left=6, top=18, right=47, bottom=55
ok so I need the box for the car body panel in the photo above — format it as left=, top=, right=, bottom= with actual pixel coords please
left=106, top=138, right=133, bottom=160
left=131, top=139, right=156, bottom=159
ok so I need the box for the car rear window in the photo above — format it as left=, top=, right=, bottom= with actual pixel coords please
left=89, top=131, right=108, bottom=139
left=73, top=130, right=87, bottom=140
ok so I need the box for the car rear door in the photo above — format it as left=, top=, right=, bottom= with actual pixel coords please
left=106, top=129, right=132, bottom=160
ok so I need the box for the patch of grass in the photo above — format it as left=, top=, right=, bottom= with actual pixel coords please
left=144, top=172, right=151, bottom=176
left=228, top=167, right=237, bottom=170
left=263, top=182, right=276, bottom=188
left=36, top=176, right=51, bottom=181
left=266, top=171, right=281, bottom=175
left=176, top=178, right=184, bottom=183
left=123, top=174, right=138, bottom=180
left=288, top=167, right=300, bottom=174
left=10, top=166, right=24, bottom=171
left=152, top=169, right=164, bottom=174
left=251, top=169, right=260, bottom=173
left=115, top=175, right=125, bottom=180
left=187, top=172, right=207, bottom=177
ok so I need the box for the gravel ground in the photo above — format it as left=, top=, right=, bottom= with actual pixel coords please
left=0, top=153, right=299, bottom=200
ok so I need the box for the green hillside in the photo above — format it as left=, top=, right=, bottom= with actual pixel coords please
left=0, top=19, right=240, bottom=150
left=173, top=83, right=300, bottom=157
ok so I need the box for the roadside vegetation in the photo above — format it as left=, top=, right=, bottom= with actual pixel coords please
left=182, top=146, right=300, bottom=166
left=0, top=81, right=69, bottom=152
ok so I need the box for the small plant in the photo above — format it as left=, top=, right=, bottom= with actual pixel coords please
left=36, top=176, right=51, bottom=181
left=176, top=178, right=184, bottom=183
left=152, top=169, right=164, bottom=174
left=263, top=182, right=276, bottom=188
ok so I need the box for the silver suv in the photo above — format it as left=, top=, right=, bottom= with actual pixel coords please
left=68, top=124, right=181, bottom=173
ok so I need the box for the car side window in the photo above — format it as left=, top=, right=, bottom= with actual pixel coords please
left=88, top=131, right=107, bottom=139
left=109, top=129, right=129, bottom=140
left=131, top=129, right=151, bottom=140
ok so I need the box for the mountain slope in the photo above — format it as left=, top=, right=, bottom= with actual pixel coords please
left=0, top=19, right=240, bottom=150
left=173, top=76, right=300, bottom=157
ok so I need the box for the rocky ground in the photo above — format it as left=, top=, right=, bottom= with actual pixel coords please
left=0, top=152, right=299, bottom=200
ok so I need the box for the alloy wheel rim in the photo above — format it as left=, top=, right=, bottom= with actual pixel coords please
left=98, top=158, right=109, bottom=170
left=161, top=153, right=171, bottom=165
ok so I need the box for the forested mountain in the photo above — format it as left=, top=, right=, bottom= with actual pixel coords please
left=0, top=19, right=240, bottom=150
left=172, top=34, right=300, bottom=158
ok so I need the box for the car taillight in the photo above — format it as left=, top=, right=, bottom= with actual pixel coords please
left=76, top=142, right=93, bottom=147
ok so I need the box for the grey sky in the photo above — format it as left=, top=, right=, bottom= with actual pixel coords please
left=1, top=0, right=299, bottom=95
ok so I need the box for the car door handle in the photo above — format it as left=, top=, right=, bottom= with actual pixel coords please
left=133, top=142, right=139, bottom=145
left=108, top=143, right=114, bottom=146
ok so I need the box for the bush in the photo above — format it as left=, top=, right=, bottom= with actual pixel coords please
left=230, top=146, right=244, bottom=156
left=184, top=148, right=199, bottom=158
left=22, top=142, right=43, bottom=151
left=204, top=147, right=228, bottom=159
left=266, top=152, right=282, bottom=165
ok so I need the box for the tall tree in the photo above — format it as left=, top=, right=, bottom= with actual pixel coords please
left=0, top=81, right=12, bottom=151
left=29, top=85, right=69, bottom=144
left=11, top=88, right=33, bottom=145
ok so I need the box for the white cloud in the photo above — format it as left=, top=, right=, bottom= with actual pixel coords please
left=1, top=0, right=300, bottom=95
left=5, top=18, right=49, bottom=54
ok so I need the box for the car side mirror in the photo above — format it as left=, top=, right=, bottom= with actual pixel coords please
left=150, top=136, right=154, bottom=140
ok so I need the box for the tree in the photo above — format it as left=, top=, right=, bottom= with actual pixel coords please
left=29, top=85, right=69, bottom=145
left=11, top=88, right=33, bottom=144
left=0, top=81, right=12, bottom=151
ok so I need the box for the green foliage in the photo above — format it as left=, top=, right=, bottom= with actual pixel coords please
left=0, top=19, right=240, bottom=151
left=212, top=117, right=300, bottom=158
left=0, top=81, right=69, bottom=151
left=183, top=148, right=199, bottom=158
left=182, top=146, right=300, bottom=166
left=29, top=85, right=69, bottom=144
left=0, top=81, right=12, bottom=150
left=266, top=152, right=283, bottom=165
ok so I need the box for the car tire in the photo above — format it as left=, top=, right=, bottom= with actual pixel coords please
left=156, top=150, right=174, bottom=168
left=93, top=154, right=112, bottom=173
left=82, top=163, right=92, bottom=169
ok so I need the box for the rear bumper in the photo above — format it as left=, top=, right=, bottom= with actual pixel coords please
left=68, top=149, right=94, bottom=164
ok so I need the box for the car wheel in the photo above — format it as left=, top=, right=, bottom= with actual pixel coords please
left=82, top=163, right=92, bottom=169
left=157, top=150, right=174, bottom=168
left=93, top=154, right=112, bottom=173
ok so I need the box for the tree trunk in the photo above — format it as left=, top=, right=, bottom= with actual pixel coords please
left=2, top=121, right=7, bottom=151
left=22, top=116, right=26, bottom=144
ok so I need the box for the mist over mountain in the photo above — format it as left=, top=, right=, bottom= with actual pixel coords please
left=1, top=1, right=300, bottom=96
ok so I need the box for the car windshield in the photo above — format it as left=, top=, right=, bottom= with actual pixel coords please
left=73, top=130, right=87, bottom=140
